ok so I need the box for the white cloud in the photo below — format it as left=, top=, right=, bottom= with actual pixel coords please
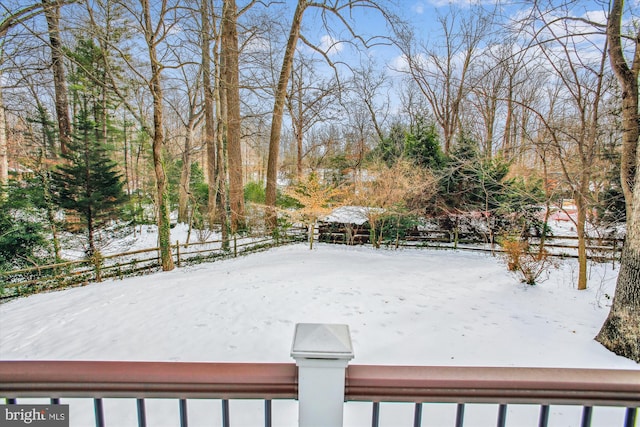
left=427, top=0, right=500, bottom=8
left=388, top=52, right=435, bottom=75
left=389, top=54, right=409, bottom=73
left=412, top=2, right=426, bottom=14
left=319, top=34, right=344, bottom=56
left=582, top=9, right=607, bottom=26
left=244, top=35, right=271, bottom=55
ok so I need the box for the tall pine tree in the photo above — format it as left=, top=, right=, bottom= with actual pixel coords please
left=52, top=106, right=125, bottom=258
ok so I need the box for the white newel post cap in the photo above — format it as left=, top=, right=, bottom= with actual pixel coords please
left=291, top=323, right=354, bottom=427
left=291, top=323, right=354, bottom=361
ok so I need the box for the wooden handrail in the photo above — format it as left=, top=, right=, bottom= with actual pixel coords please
left=346, top=365, right=640, bottom=406
left=3, top=361, right=638, bottom=408
left=0, top=361, right=298, bottom=399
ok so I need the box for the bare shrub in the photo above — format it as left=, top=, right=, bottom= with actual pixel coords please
left=500, top=236, right=557, bottom=285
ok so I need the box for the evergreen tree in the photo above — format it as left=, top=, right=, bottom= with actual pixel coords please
left=375, top=122, right=405, bottom=166
left=51, top=108, right=126, bottom=258
left=375, top=118, right=445, bottom=169
left=440, top=135, right=539, bottom=214
left=404, top=119, right=445, bottom=169
left=439, top=135, right=482, bottom=211
left=0, top=182, right=50, bottom=271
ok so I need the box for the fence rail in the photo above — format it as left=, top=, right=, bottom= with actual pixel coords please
left=0, top=228, right=307, bottom=300
left=319, top=224, right=624, bottom=261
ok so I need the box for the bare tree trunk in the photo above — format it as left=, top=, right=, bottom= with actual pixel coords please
left=0, top=85, right=7, bottom=184
left=287, top=65, right=304, bottom=179
left=222, top=0, right=245, bottom=232
left=214, top=5, right=229, bottom=247
left=296, top=130, right=303, bottom=179
left=178, top=127, right=192, bottom=223
left=42, top=0, right=71, bottom=155
left=215, top=79, right=229, bottom=247
left=201, top=0, right=219, bottom=229
left=39, top=167, right=61, bottom=261
left=503, top=74, right=514, bottom=158
left=286, top=61, right=304, bottom=179
left=141, top=0, right=174, bottom=271
left=596, top=220, right=640, bottom=362
left=265, top=0, right=307, bottom=229
left=575, top=181, right=589, bottom=290
left=596, top=0, right=640, bottom=362
left=609, top=0, right=638, bottom=220
left=484, top=99, right=495, bottom=158
left=536, top=147, right=552, bottom=256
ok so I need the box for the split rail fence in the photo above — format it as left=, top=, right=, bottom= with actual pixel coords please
left=318, top=224, right=624, bottom=262
left=0, top=228, right=306, bottom=300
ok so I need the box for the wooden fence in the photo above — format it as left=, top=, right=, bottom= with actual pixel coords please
left=318, top=223, right=624, bottom=262
left=1, top=224, right=624, bottom=301
left=0, top=228, right=307, bottom=300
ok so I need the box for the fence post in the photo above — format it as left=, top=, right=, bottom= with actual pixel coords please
left=291, top=323, right=354, bottom=427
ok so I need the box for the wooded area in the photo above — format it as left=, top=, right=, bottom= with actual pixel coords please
left=0, top=0, right=638, bottom=360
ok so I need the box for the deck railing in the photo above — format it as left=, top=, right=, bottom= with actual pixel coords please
left=346, top=365, right=639, bottom=427
left=1, top=324, right=638, bottom=427
left=0, top=360, right=296, bottom=427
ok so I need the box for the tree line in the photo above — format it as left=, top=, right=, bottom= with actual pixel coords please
left=0, top=0, right=638, bottom=361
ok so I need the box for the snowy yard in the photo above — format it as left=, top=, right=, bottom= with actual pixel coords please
left=1, top=243, right=638, bottom=426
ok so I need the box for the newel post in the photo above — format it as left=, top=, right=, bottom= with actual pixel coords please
left=291, top=323, right=354, bottom=427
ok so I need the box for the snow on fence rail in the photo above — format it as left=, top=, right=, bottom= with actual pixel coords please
left=0, top=228, right=307, bottom=300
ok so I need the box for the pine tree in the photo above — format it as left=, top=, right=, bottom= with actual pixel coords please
left=0, top=182, right=50, bottom=271
left=52, top=108, right=126, bottom=258
left=376, top=122, right=405, bottom=166
left=404, top=119, right=445, bottom=169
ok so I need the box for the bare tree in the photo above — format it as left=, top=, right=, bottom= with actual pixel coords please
left=0, top=0, right=70, bottom=183
left=465, top=41, right=536, bottom=159
left=165, top=65, right=203, bottom=224
left=198, top=0, right=226, bottom=236
left=397, top=7, right=493, bottom=154
left=42, top=0, right=71, bottom=155
left=264, top=0, right=305, bottom=228
left=0, top=84, right=6, bottom=184
left=606, top=0, right=639, bottom=219
left=286, top=54, right=341, bottom=179
left=341, top=100, right=378, bottom=187
left=349, top=59, right=391, bottom=144
left=221, top=0, right=245, bottom=232
left=139, top=0, right=175, bottom=271
left=265, top=0, right=399, bottom=228
left=596, top=0, right=640, bottom=362
left=519, top=2, right=612, bottom=291
left=200, top=1, right=215, bottom=222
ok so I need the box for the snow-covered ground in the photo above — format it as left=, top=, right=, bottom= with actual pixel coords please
left=1, top=242, right=637, bottom=426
